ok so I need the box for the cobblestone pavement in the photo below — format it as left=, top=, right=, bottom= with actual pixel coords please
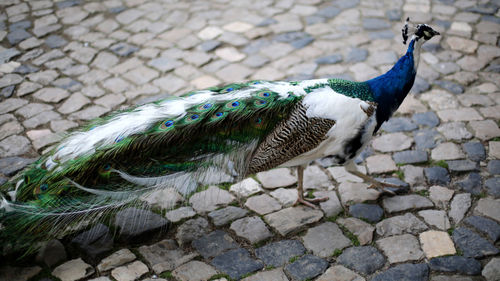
left=1, top=0, right=500, bottom=280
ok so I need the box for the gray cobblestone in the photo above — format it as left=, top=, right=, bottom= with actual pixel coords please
left=2, top=0, right=500, bottom=278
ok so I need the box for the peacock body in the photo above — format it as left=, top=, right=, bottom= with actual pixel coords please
left=0, top=20, right=439, bottom=254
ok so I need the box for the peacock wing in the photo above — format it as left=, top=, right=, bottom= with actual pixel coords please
left=247, top=101, right=336, bottom=174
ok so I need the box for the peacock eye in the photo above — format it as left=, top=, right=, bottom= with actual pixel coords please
left=226, top=88, right=234, bottom=92
left=191, top=114, right=199, bottom=120
left=232, top=101, right=240, bottom=107
left=203, top=103, right=212, bottom=109
left=165, top=120, right=174, bottom=127
left=40, top=184, right=48, bottom=191
left=215, top=112, right=223, bottom=117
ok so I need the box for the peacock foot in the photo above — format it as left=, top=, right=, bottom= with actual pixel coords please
left=295, top=196, right=329, bottom=209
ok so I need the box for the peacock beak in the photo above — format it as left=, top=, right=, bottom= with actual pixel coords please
left=433, top=30, right=440, bottom=36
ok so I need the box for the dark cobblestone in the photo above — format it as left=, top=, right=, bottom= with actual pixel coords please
left=7, top=29, right=31, bottom=45
left=434, top=80, right=465, bottom=94
left=411, top=76, right=430, bottom=94
left=193, top=230, right=239, bottom=259
left=428, top=256, right=481, bottom=276
left=464, top=216, right=500, bottom=242
left=463, top=142, right=486, bottom=161
left=412, top=112, right=439, bottom=127
left=424, top=166, right=450, bottom=185
left=381, top=117, right=417, bottom=132
left=255, top=240, right=306, bottom=267
left=386, top=9, right=402, bottom=21
left=0, top=157, right=35, bottom=176
left=70, top=224, right=113, bottom=261
left=371, top=263, right=429, bottom=281
left=448, top=160, right=479, bottom=172
left=211, top=248, right=263, bottom=280
left=315, top=6, right=341, bottom=18
left=45, top=35, right=67, bottom=49
left=110, top=42, right=139, bottom=57
left=13, top=65, right=39, bottom=74
left=114, top=208, right=169, bottom=242
left=349, top=203, right=384, bottom=223
left=316, top=54, right=343, bottom=65
left=284, top=254, right=328, bottom=281
left=337, top=246, right=385, bottom=275
left=487, top=160, right=500, bottom=174
left=393, top=150, right=428, bottom=164
left=453, top=227, right=499, bottom=258
left=345, top=48, right=368, bottom=63
left=456, top=173, right=482, bottom=195
left=485, top=177, right=500, bottom=197
left=414, top=129, right=438, bottom=150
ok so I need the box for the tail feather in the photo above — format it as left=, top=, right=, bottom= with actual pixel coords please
left=0, top=80, right=301, bottom=256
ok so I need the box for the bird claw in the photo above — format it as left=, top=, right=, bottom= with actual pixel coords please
left=295, top=196, right=329, bottom=209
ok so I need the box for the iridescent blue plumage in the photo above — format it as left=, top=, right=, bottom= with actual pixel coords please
left=367, top=39, right=417, bottom=132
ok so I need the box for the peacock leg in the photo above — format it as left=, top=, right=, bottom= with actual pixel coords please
left=344, top=161, right=398, bottom=194
left=295, top=165, right=329, bottom=208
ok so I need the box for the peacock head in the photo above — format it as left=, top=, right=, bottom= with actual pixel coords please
left=401, top=18, right=440, bottom=45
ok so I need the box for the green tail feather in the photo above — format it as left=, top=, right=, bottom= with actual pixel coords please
left=0, top=80, right=302, bottom=255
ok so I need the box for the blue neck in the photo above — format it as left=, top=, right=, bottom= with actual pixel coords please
left=366, top=40, right=418, bottom=131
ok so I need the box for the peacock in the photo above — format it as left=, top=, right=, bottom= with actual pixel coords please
left=0, top=19, right=439, bottom=254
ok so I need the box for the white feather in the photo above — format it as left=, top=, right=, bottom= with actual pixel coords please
left=410, top=35, right=425, bottom=71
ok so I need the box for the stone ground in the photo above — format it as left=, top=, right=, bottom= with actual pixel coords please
left=0, top=0, right=500, bottom=280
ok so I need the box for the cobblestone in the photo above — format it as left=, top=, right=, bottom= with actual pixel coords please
left=245, top=194, right=281, bottom=215
left=230, top=216, right=272, bottom=244
left=192, top=230, right=238, bottom=259
left=110, top=261, right=148, bottom=281
left=264, top=207, right=323, bottom=236
left=284, top=254, right=328, bottom=281
left=482, top=257, right=500, bottom=281
left=255, top=241, right=303, bottom=270
left=376, top=234, right=424, bottom=264
left=420, top=230, right=456, bottom=258
left=172, top=261, right=217, bottom=281
left=211, top=248, right=263, bottom=280
left=376, top=213, right=428, bottom=237
left=371, top=263, right=429, bottom=281
left=138, top=239, right=197, bottom=274
left=52, top=258, right=94, bottom=281
left=97, top=249, right=136, bottom=272
left=429, top=256, right=481, bottom=276
left=383, top=195, right=434, bottom=213
left=303, top=222, right=351, bottom=258
left=464, top=215, right=500, bottom=242
left=338, top=246, right=385, bottom=275
left=2, top=0, right=500, bottom=279
left=349, top=203, right=384, bottom=223
left=453, top=227, right=499, bottom=258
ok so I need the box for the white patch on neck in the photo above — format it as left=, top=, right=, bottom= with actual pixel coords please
left=410, top=35, right=425, bottom=72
